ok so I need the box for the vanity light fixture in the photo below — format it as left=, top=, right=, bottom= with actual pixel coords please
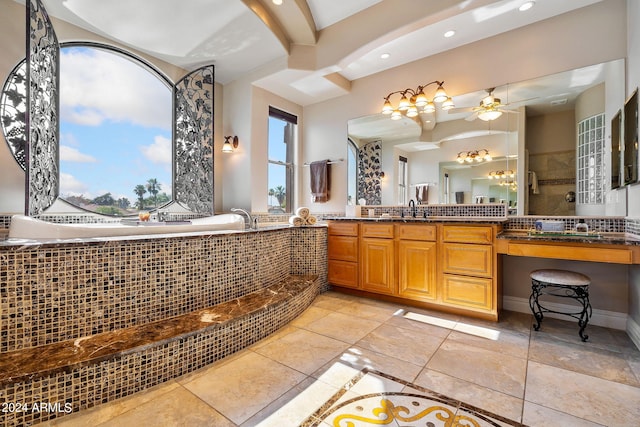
left=381, top=81, right=454, bottom=120
left=456, top=149, right=492, bottom=164
left=488, top=169, right=515, bottom=179
left=223, top=135, right=239, bottom=153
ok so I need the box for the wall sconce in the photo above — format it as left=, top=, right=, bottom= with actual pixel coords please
left=488, top=170, right=515, bottom=179
left=223, top=135, right=238, bottom=153
left=456, top=149, right=492, bottom=163
left=381, top=80, right=454, bottom=120
left=379, top=171, right=385, bottom=179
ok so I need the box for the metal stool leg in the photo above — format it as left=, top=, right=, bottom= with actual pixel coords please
left=575, top=286, right=592, bottom=342
left=529, top=279, right=544, bottom=331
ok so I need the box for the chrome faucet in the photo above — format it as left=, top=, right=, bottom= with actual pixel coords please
left=231, top=208, right=257, bottom=230
left=408, top=199, right=417, bottom=218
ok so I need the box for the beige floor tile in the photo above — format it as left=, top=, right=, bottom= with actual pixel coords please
left=529, top=333, right=640, bottom=386
left=97, top=386, right=234, bottom=427
left=289, top=306, right=333, bottom=328
left=311, top=292, right=356, bottom=310
left=462, top=310, right=533, bottom=336
left=241, top=376, right=339, bottom=427
left=427, top=339, right=527, bottom=398
left=413, top=368, right=524, bottom=422
left=446, top=328, right=530, bottom=360
left=335, top=299, right=400, bottom=322
left=253, top=328, right=349, bottom=375
left=356, top=323, right=445, bottom=365
left=303, top=311, right=382, bottom=343
left=522, top=401, right=605, bottom=427
left=42, top=381, right=183, bottom=427
left=384, top=311, right=454, bottom=339
left=182, top=351, right=306, bottom=425
left=312, top=345, right=423, bottom=385
left=525, top=361, right=640, bottom=426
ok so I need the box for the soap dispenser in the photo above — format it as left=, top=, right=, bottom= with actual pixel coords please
left=576, top=219, right=589, bottom=233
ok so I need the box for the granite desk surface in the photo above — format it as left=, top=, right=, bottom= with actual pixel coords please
left=497, top=230, right=640, bottom=246
left=325, top=216, right=509, bottom=224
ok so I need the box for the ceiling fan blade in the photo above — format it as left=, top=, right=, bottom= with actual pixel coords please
left=447, top=107, right=474, bottom=114
left=465, top=112, right=479, bottom=121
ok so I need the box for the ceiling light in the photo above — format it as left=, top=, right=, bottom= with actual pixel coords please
left=381, top=81, right=454, bottom=120
left=444, top=30, right=456, bottom=38
left=380, top=53, right=390, bottom=60
left=457, top=149, right=492, bottom=164
left=477, top=109, right=503, bottom=121
left=272, top=0, right=283, bottom=5
left=519, top=1, right=535, bottom=12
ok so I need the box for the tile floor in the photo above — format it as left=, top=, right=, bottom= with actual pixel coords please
left=42, top=291, right=640, bottom=427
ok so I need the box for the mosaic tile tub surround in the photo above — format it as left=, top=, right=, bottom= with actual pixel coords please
left=0, top=226, right=327, bottom=425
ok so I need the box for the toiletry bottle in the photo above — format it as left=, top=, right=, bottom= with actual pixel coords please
left=576, top=219, right=589, bottom=233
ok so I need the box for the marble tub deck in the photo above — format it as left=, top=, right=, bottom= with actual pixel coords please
left=40, top=291, right=640, bottom=427
left=0, top=275, right=318, bottom=386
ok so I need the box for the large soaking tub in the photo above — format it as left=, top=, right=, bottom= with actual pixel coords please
left=8, top=213, right=246, bottom=239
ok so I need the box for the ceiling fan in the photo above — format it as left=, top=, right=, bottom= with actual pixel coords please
left=449, top=88, right=520, bottom=122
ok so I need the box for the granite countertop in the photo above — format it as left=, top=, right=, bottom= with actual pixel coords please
left=497, top=230, right=640, bottom=246
left=325, top=216, right=508, bottom=224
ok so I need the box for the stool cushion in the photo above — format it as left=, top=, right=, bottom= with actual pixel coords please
left=530, top=269, right=590, bottom=286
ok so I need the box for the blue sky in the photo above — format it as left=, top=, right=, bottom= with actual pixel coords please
left=59, top=46, right=172, bottom=205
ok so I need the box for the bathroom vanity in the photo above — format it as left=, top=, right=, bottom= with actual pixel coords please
left=328, top=219, right=504, bottom=321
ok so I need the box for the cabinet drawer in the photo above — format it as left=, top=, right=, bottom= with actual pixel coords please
left=442, top=243, right=493, bottom=277
left=443, top=274, right=493, bottom=311
left=328, top=235, right=358, bottom=262
left=397, top=224, right=436, bottom=241
left=328, top=222, right=359, bottom=236
left=361, top=223, right=394, bottom=238
left=442, top=225, right=493, bottom=244
left=328, top=260, right=359, bottom=288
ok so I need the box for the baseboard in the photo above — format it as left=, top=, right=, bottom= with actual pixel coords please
left=503, top=296, right=628, bottom=331
left=627, top=316, right=640, bottom=351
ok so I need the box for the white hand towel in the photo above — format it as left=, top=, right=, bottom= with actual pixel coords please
left=306, top=215, right=317, bottom=225
left=296, top=207, right=310, bottom=219
left=289, top=216, right=303, bottom=226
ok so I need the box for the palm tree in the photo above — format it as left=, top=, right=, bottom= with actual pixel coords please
left=134, top=185, right=147, bottom=209
left=273, top=185, right=286, bottom=208
left=146, top=178, right=161, bottom=208
left=268, top=188, right=275, bottom=206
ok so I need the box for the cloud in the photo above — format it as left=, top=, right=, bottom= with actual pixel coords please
left=60, top=47, right=172, bottom=129
left=60, top=145, right=97, bottom=163
left=140, top=135, right=172, bottom=165
left=59, top=172, right=90, bottom=195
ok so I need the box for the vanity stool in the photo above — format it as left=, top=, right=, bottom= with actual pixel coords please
left=529, top=269, right=592, bottom=341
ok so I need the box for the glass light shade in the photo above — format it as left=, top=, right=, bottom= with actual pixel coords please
left=478, top=110, right=502, bottom=121
left=465, top=156, right=473, bottom=163
left=484, top=152, right=492, bottom=161
left=398, top=96, right=411, bottom=111
left=414, top=91, right=428, bottom=107
left=222, top=141, right=233, bottom=153
left=457, top=155, right=465, bottom=163
left=422, top=101, right=436, bottom=113
left=441, top=97, right=455, bottom=110
left=381, top=100, right=393, bottom=114
left=433, top=85, right=448, bottom=103
left=406, top=105, right=419, bottom=117
left=391, top=110, right=402, bottom=120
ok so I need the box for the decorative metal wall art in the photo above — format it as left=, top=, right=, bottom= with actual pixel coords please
left=357, top=140, right=382, bottom=205
left=0, top=61, right=27, bottom=170
left=174, top=65, right=215, bottom=214
left=26, top=0, right=60, bottom=216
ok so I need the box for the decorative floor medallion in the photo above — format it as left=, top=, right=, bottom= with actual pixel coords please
left=301, top=369, right=525, bottom=427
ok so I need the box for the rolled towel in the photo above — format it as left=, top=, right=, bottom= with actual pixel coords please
left=289, top=215, right=303, bottom=226
left=306, top=215, right=317, bottom=225
left=296, top=207, right=310, bottom=219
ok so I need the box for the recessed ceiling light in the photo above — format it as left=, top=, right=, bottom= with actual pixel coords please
left=272, top=0, right=283, bottom=5
left=444, top=30, right=456, bottom=38
left=380, top=53, right=390, bottom=60
left=519, top=1, right=535, bottom=12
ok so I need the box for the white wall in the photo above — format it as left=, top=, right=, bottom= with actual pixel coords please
left=302, top=0, right=627, bottom=213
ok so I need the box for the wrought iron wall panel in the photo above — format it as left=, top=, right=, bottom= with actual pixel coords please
left=357, top=140, right=382, bottom=205
left=26, top=0, right=60, bottom=216
left=174, top=66, right=214, bottom=214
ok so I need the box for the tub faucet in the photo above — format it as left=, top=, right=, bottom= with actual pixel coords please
left=408, top=199, right=417, bottom=218
left=231, top=208, right=256, bottom=230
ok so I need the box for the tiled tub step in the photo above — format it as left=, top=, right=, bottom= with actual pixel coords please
left=0, top=275, right=320, bottom=426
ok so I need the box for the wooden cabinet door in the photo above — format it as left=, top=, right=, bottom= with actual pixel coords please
left=328, top=260, right=359, bottom=288
left=397, top=240, right=437, bottom=301
left=328, top=235, right=358, bottom=262
left=360, top=238, right=395, bottom=295
left=442, top=243, right=493, bottom=277
left=442, top=274, right=493, bottom=311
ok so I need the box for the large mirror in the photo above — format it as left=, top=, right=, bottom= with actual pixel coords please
left=347, top=59, right=625, bottom=216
